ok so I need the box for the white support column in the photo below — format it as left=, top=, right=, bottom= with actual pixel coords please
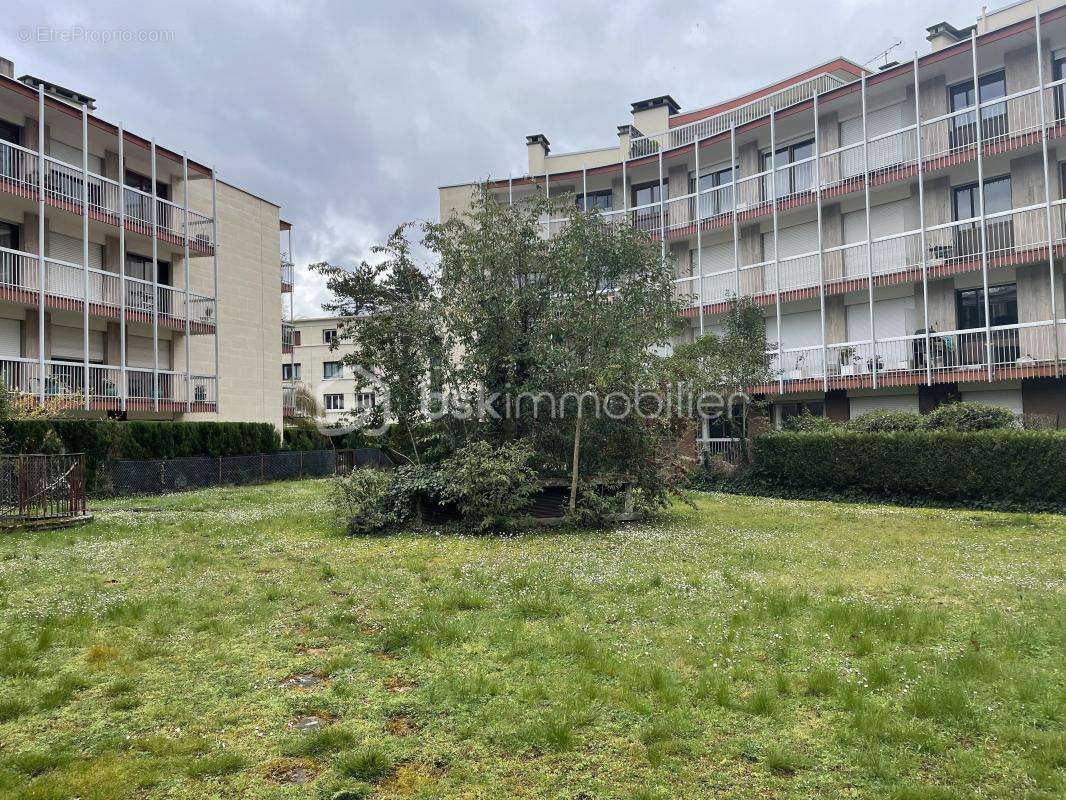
left=770, top=109, right=784, bottom=395
left=814, top=95, right=829, bottom=393
left=182, top=154, right=192, bottom=413
left=81, top=104, right=90, bottom=410
left=581, top=167, right=587, bottom=212
left=118, top=126, right=127, bottom=413
left=36, top=86, right=45, bottom=405
left=150, top=140, right=160, bottom=412
left=861, top=73, right=879, bottom=390
left=971, top=31, right=994, bottom=382
left=622, top=153, right=628, bottom=226
left=730, top=124, right=741, bottom=300
left=658, top=150, right=666, bottom=261
left=695, top=137, right=704, bottom=336
left=211, top=170, right=220, bottom=415
left=507, top=175, right=513, bottom=206
left=913, top=54, right=934, bottom=387
left=1036, top=10, right=1062, bottom=377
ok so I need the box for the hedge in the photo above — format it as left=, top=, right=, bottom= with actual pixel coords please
left=747, top=430, right=1066, bottom=507
left=0, top=420, right=281, bottom=491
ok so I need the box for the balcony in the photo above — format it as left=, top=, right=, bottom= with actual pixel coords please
left=0, top=357, right=217, bottom=412
left=0, top=140, right=215, bottom=254
left=754, top=319, right=1064, bottom=395
left=282, top=323, right=294, bottom=354
left=281, top=251, right=294, bottom=292
left=0, top=246, right=216, bottom=333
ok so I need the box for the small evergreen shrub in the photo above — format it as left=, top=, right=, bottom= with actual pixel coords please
left=845, top=410, right=922, bottom=433
left=438, top=439, right=539, bottom=532
left=920, top=402, right=1017, bottom=432
left=783, top=411, right=837, bottom=433
left=332, top=468, right=397, bottom=535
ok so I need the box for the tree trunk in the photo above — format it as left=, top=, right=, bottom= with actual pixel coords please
left=568, top=397, right=584, bottom=513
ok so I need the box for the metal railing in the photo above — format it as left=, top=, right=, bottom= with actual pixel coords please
left=281, top=252, right=295, bottom=286
left=0, top=454, right=86, bottom=522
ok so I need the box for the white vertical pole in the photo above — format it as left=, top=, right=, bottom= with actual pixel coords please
left=581, top=167, right=587, bottom=211
left=1035, top=11, right=1061, bottom=377
left=861, top=73, right=878, bottom=390
left=770, top=109, right=783, bottom=395
left=150, top=140, right=159, bottom=412
left=658, top=150, right=666, bottom=262
left=81, top=104, right=90, bottom=410
left=695, top=137, right=704, bottom=336
left=971, top=31, right=994, bottom=382
left=211, top=170, right=220, bottom=414
left=508, top=175, right=513, bottom=206
left=36, top=86, right=45, bottom=405
left=622, top=150, right=628, bottom=226
left=913, top=54, right=934, bottom=387
left=118, top=126, right=127, bottom=413
left=183, top=154, right=191, bottom=412
left=730, top=124, right=740, bottom=300
left=814, top=95, right=828, bottom=393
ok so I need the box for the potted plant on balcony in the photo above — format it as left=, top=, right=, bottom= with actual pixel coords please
left=866, top=354, right=884, bottom=373
left=839, top=346, right=858, bottom=377
left=786, top=352, right=807, bottom=381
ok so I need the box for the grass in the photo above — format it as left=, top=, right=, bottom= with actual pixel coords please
left=0, top=480, right=1062, bottom=798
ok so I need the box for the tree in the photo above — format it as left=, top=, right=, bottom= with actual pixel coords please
left=311, top=225, right=443, bottom=464
left=668, top=296, right=775, bottom=460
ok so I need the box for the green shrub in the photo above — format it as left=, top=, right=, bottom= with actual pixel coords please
left=845, top=410, right=922, bottom=433
left=750, top=430, right=1066, bottom=507
left=783, top=411, right=837, bottom=433
left=332, top=468, right=397, bottom=535
left=438, top=439, right=539, bottom=532
left=920, top=402, right=1017, bottom=432
left=384, top=463, right=446, bottom=522
left=283, top=428, right=334, bottom=451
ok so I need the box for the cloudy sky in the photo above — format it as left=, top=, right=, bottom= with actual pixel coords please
left=3, top=0, right=977, bottom=316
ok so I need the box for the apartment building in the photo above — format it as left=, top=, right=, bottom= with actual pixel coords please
left=0, top=58, right=289, bottom=429
left=283, top=316, right=376, bottom=429
left=440, top=0, right=1066, bottom=431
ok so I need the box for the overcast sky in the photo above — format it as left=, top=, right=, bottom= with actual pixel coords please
left=3, top=0, right=979, bottom=317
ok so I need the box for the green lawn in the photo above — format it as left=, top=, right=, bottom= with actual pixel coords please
left=0, top=481, right=1063, bottom=800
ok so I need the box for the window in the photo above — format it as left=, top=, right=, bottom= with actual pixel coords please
left=631, top=180, right=666, bottom=207
left=690, top=165, right=734, bottom=218
left=777, top=401, right=825, bottom=429
left=124, top=254, right=173, bottom=314
left=356, top=392, right=376, bottom=411
left=324, top=394, right=344, bottom=410
left=575, top=190, right=612, bottom=211
left=952, top=175, right=1013, bottom=257
left=761, top=139, right=814, bottom=200
left=956, top=283, right=1017, bottom=330
left=323, top=328, right=338, bottom=344
left=323, top=361, right=342, bottom=379
left=0, top=220, right=19, bottom=251
left=282, top=362, right=301, bottom=381
left=948, top=70, right=1007, bottom=148
left=1054, top=49, right=1066, bottom=123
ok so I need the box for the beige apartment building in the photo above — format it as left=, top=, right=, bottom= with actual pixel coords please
left=441, top=0, right=1066, bottom=434
left=282, top=316, right=376, bottom=429
left=0, top=58, right=290, bottom=429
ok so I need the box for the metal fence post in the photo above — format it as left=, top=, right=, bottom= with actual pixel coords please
left=218, top=456, right=223, bottom=485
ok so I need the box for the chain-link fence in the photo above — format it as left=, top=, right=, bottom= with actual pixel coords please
left=101, top=448, right=392, bottom=497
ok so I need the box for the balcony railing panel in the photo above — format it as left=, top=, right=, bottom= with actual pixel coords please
left=0, top=140, right=39, bottom=198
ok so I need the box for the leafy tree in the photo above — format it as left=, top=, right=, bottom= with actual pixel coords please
left=311, top=225, right=443, bottom=464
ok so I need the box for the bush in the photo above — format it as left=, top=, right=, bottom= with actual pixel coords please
left=845, top=410, right=922, bottom=433
left=332, top=468, right=397, bottom=535
left=783, top=411, right=837, bottom=433
left=749, top=430, right=1066, bottom=507
left=283, top=428, right=334, bottom=451
left=384, top=463, right=446, bottom=523
left=438, top=439, right=539, bottom=532
left=920, top=402, right=1017, bottom=432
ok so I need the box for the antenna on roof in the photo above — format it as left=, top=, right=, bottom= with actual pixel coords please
left=863, top=39, right=904, bottom=69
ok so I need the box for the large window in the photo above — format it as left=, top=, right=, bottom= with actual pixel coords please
left=690, top=165, right=734, bottom=218
left=956, top=283, right=1018, bottom=330
left=323, top=328, right=338, bottom=345
left=952, top=175, right=1013, bottom=257
left=324, top=394, right=344, bottom=410
left=124, top=253, right=173, bottom=314
left=282, top=362, right=301, bottom=381
left=948, top=70, right=1007, bottom=148
left=762, top=139, right=814, bottom=200
left=323, top=361, right=342, bottom=379
left=575, top=190, right=612, bottom=211
left=631, top=180, right=666, bottom=208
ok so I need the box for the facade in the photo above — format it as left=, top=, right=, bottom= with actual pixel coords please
left=283, top=316, right=376, bottom=429
left=440, top=0, right=1066, bottom=431
left=0, top=58, right=289, bottom=429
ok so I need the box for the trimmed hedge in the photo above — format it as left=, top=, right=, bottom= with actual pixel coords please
left=0, top=420, right=281, bottom=491
left=748, top=430, right=1066, bottom=507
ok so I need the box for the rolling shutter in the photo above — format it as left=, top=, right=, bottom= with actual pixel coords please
left=47, top=232, right=104, bottom=269
left=126, top=335, right=171, bottom=370
left=697, top=241, right=735, bottom=273
left=0, top=318, right=20, bottom=359
left=839, top=102, right=906, bottom=176
left=48, top=139, right=104, bottom=174
left=849, top=393, right=919, bottom=418
left=763, top=220, right=818, bottom=260
left=960, top=388, right=1023, bottom=416
left=776, top=309, right=822, bottom=347
left=51, top=325, right=104, bottom=362
left=845, top=297, right=916, bottom=342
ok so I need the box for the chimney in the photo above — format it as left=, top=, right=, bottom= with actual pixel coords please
left=617, top=124, right=635, bottom=156
left=0, top=57, right=13, bottom=79
left=926, top=21, right=970, bottom=53
left=526, top=133, right=550, bottom=176
left=630, top=95, right=680, bottom=140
